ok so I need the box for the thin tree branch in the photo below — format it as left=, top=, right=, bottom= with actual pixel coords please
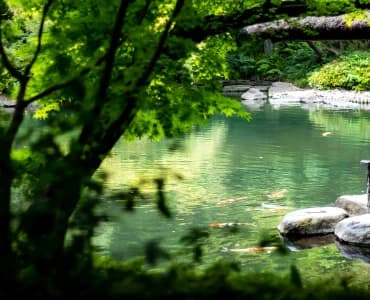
left=0, top=25, right=24, bottom=81
left=24, top=54, right=107, bottom=103
left=136, top=0, right=152, bottom=25
left=137, top=0, right=184, bottom=86
left=306, top=41, right=324, bottom=61
left=24, top=0, right=54, bottom=77
left=24, top=78, right=78, bottom=103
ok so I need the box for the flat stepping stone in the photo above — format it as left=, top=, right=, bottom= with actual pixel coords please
left=335, top=194, right=368, bottom=216
left=278, top=207, right=348, bottom=236
left=335, top=214, right=370, bottom=245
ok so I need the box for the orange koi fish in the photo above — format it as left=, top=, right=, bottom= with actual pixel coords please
left=267, top=189, right=287, bottom=199
left=209, top=222, right=256, bottom=228
left=216, top=196, right=248, bottom=205
left=223, top=246, right=277, bottom=253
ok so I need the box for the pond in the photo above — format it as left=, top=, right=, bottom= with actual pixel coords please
left=95, top=102, right=370, bottom=287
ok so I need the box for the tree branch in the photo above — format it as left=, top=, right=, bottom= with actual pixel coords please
left=78, top=0, right=185, bottom=174
left=24, top=55, right=106, bottom=103
left=173, top=1, right=370, bottom=43
left=242, top=12, right=370, bottom=41
left=172, top=1, right=309, bottom=42
left=78, top=0, right=130, bottom=145
left=137, top=0, right=184, bottom=86
left=0, top=24, right=24, bottom=81
left=24, top=0, right=54, bottom=77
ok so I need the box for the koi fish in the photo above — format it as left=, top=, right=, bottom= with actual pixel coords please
left=322, top=132, right=332, bottom=137
left=247, top=203, right=289, bottom=213
left=262, top=203, right=289, bottom=211
left=216, top=196, right=248, bottom=205
left=222, top=246, right=277, bottom=253
left=267, top=189, right=287, bottom=199
left=209, top=222, right=256, bottom=228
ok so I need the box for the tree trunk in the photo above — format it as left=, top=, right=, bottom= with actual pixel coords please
left=242, top=13, right=370, bottom=41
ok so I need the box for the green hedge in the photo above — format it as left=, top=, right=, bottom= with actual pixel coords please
left=308, top=51, right=370, bottom=91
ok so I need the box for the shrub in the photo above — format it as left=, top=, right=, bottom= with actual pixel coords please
left=308, top=51, right=370, bottom=91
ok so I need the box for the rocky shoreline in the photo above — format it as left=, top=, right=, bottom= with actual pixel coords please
left=223, top=80, right=370, bottom=111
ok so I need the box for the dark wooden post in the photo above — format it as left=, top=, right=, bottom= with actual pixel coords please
left=360, top=160, right=370, bottom=209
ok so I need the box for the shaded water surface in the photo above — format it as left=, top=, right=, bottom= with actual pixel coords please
left=95, top=104, right=370, bottom=286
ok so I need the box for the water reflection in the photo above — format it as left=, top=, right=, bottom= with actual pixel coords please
left=282, top=234, right=336, bottom=251
left=282, top=233, right=370, bottom=265
left=336, top=241, right=370, bottom=264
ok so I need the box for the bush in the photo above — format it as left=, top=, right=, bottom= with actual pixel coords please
left=308, top=51, right=370, bottom=91
left=226, top=41, right=321, bottom=86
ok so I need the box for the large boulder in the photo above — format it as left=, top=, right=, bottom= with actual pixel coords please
left=335, top=214, right=370, bottom=245
left=335, top=194, right=368, bottom=216
left=278, top=207, right=348, bottom=236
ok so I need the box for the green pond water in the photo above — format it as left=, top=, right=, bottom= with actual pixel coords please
left=94, top=103, right=370, bottom=286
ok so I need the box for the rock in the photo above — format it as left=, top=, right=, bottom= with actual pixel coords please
left=278, top=207, right=348, bottom=236
left=253, top=85, right=270, bottom=92
left=335, top=214, right=370, bottom=245
left=241, top=87, right=267, bottom=101
left=223, top=85, right=251, bottom=93
left=269, top=81, right=303, bottom=93
left=335, top=194, right=368, bottom=216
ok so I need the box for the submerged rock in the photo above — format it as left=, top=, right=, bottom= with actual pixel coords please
left=335, top=214, right=370, bottom=245
left=278, top=207, right=348, bottom=236
left=335, top=194, right=368, bottom=216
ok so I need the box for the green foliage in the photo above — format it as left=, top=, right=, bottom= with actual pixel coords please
left=307, top=0, right=358, bottom=15
left=226, top=40, right=321, bottom=85
left=186, top=34, right=237, bottom=85
left=308, top=51, right=370, bottom=90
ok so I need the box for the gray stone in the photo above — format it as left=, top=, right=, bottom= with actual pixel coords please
left=223, top=85, right=251, bottom=93
left=241, top=88, right=267, bottom=101
left=278, top=207, right=348, bottom=236
left=335, top=194, right=368, bottom=216
left=253, top=85, right=270, bottom=92
left=269, top=81, right=303, bottom=93
left=335, top=214, right=370, bottom=245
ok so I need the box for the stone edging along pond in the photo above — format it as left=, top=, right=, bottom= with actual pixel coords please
left=223, top=80, right=370, bottom=110
left=278, top=194, right=368, bottom=242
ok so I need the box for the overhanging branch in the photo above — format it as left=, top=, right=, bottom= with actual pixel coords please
left=242, top=12, right=370, bottom=41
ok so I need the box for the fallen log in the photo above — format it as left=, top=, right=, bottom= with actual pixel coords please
left=242, top=13, right=370, bottom=41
